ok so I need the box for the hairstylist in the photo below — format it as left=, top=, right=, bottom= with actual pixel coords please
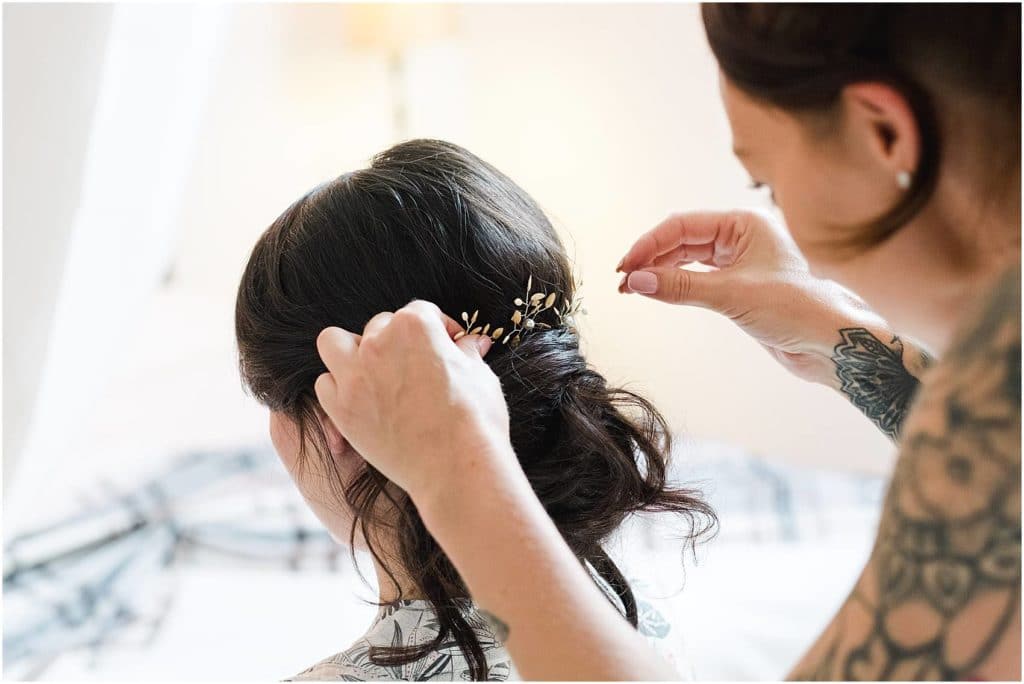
left=312, top=4, right=1021, bottom=680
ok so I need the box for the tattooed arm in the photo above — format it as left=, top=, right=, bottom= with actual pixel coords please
left=791, top=268, right=1022, bottom=680
left=615, top=209, right=936, bottom=442
left=830, top=327, right=934, bottom=441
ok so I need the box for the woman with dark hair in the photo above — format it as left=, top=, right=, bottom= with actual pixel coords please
left=312, top=3, right=1021, bottom=681
left=235, top=139, right=714, bottom=680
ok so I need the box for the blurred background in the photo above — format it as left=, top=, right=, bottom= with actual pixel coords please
left=4, top=3, right=893, bottom=680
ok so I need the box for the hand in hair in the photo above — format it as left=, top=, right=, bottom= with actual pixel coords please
left=617, top=210, right=933, bottom=441
left=313, top=300, right=520, bottom=506
left=313, top=299, right=681, bottom=681
left=240, top=139, right=712, bottom=678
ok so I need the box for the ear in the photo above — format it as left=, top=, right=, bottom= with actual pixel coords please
left=315, top=405, right=350, bottom=457
left=840, top=82, right=920, bottom=181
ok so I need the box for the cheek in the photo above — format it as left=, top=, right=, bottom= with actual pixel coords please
left=268, top=412, right=302, bottom=470
left=776, top=167, right=837, bottom=257
left=773, top=146, right=862, bottom=266
left=269, top=413, right=368, bottom=548
left=779, top=135, right=904, bottom=270
left=336, top=455, right=364, bottom=488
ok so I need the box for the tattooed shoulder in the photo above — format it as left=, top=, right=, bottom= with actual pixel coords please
left=794, top=267, right=1022, bottom=681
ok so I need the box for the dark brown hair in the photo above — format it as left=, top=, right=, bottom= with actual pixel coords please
left=235, top=139, right=715, bottom=679
left=703, top=3, right=1021, bottom=251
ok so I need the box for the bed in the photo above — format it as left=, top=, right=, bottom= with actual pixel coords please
left=3, top=438, right=884, bottom=681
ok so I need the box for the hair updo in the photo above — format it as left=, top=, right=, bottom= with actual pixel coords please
left=235, top=139, right=715, bottom=679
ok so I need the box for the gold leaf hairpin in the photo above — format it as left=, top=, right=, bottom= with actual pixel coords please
left=453, top=275, right=586, bottom=349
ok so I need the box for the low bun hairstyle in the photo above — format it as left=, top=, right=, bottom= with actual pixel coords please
left=494, top=328, right=705, bottom=547
left=235, top=139, right=715, bottom=679
left=703, top=3, right=1021, bottom=251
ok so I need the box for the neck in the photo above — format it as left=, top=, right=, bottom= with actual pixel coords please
left=923, top=165, right=1020, bottom=344
left=935, top=160, right=1020, bottom=269
left=926, top=91, right=1022, bottom=275
left=370, top=541, right=427, bottom=604
left=843, top=166, right=1020, bottom=354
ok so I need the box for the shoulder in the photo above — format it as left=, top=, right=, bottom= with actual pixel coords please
left=627, top=573, right=690, bottom=676
left=285, top=648, right=382, bottom=682
left=904, top=265, right=1020, bottom=458
left=944, top=264, right=1019, bottom=382
left=890, top=265, right=1020, bottom=586
left=286, top=602, right=515, bottom=682
left=283, top=606, right=419, bottom=682
left=865, top=265, right=1019, bottom=678
left=791, top=267, right=1021, bottom=680
left=947, top=265, right=1021, bottom=365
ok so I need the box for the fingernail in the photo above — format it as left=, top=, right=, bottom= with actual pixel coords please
left=617, top=274, right=628, bottom=292
left=627, top=271, right=658, bottom=294
left=477, top=335, right=493, bottom=356
left=615, top=257, right=625, bottom=272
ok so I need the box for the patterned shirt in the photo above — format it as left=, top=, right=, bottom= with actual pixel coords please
left=285, top=567, right=679, bottom=681
left=286, top=598, right=512, bottom=681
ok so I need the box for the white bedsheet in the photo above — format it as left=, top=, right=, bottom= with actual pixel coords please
left=4, top=439, right=886, bottom=681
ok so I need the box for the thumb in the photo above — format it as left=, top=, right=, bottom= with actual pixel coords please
left=314, top=371, right=338, bottom=409
left=625, top=267, right=730, bottom=310
left=454, top=333, right=493, bottom=360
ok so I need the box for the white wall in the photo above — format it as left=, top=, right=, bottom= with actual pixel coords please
left=168, top=3, right=893, bottom=473
left=3, top=4, right=113, bottom=497
left=453, top=4, right=894, bottom=470
left=3, top=4, right=228, bottom=532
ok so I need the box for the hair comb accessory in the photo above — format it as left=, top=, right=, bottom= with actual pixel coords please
left=453, top=274, right=585, bottom=349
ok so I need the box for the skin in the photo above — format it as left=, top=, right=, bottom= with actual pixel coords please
left=717, top=77, right=1019, bottom=355
left=308, top=72, right=1020, bottom=679
left=314, top=308, right=670, bottom=680
left=267, top=410, right=421, bottom=602
left=789, top=269, right=1021, bottom=680
left=616, top=74, right=1020, bottom=678
left=714, top=79, right=1019, bottom=679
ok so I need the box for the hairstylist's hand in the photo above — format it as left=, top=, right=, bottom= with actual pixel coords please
left=617, top=210, right=893, bottom=389
left=316, top=305, right=681, bottom=683
left=313, top=301, right=520, bottom=506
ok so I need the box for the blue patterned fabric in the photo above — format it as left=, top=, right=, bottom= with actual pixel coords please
left=3, top=448, right=336, bottom=680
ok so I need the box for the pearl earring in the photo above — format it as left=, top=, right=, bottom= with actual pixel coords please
left=896, top=170, right=912, bottom=190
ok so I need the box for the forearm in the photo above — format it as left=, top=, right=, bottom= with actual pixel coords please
left=418, top=446, right=677, bottom=681
left=826, top=324, right=933, bottom=441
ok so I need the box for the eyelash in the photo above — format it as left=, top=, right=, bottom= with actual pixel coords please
left=749, top=180, right=777, bottom=205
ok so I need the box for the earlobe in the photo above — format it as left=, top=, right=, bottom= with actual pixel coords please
left=842, top=82, right=921, bottom=178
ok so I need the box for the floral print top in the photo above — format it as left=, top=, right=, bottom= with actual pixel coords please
left=285, top=568, right=678, bottom=681
left=285, top=598, right=512, bottom=681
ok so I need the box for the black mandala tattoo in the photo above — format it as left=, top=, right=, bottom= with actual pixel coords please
left=833, top=328, right=923, bottom=440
